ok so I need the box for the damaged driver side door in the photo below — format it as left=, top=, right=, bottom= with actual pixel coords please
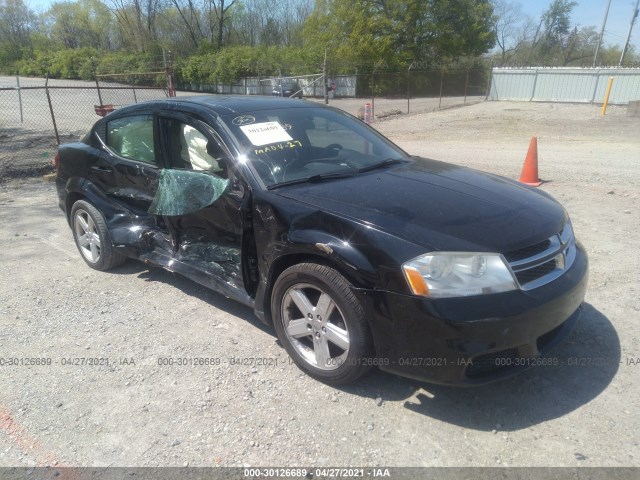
left=150, top=114, right=253, bottom=304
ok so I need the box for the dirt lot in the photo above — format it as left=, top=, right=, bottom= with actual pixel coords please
left=0, top=100, right=639, bottom=469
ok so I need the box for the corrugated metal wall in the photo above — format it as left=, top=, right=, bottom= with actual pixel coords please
left=489, top=68, right=640, bottom=105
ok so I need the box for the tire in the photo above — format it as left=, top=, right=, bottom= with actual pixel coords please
left=272, top=263, right=373, bottom=385
left=70, top=200, right=126, bottom=271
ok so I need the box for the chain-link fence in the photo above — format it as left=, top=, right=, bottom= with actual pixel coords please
left=0, top=75, right=169, bottom=183
left=177, top=66, right=490, bottom=104
left=1, top=63, right=491, bottom=183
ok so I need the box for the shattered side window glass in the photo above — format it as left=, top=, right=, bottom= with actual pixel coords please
left=107, top=115, right=155, bottom=164
left=148, top=169, right=229, bottom=216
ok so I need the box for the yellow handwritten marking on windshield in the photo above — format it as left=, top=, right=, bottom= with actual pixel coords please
left=255, top=140, right=303, bottom=155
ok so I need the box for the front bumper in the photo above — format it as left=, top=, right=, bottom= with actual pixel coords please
left=360, top=242, right=589, bottom=385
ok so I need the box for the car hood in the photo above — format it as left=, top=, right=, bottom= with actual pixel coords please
left=275, top=158, right=566, bottom=253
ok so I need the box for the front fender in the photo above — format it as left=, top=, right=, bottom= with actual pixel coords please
left=287, top=229, right=377, bottom=279
left=253, top=229, right=379, bottom=326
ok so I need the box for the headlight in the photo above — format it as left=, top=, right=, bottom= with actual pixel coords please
left=402, top=252, right=518, bottom=298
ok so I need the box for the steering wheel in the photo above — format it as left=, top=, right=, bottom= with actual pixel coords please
left=325, top=143, right=343, bottom=156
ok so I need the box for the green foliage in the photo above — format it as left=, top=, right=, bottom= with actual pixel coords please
left=95, top=52, right=160, bottom=76
left=5, top=0, right=637, bottom=85
left=14, top=50, right=49, bottom=76
left=13, top=48, right=166, bottom=80
left=0, top=0, right=36, bottom=69
left=303, top=0, right=495, bottom=72
left=174, top=45, right=320, bottom=86
left=49, top=48, right=96, bottom=78
left=16, top=48, right=96, bottom=78
left=46, top=0, right=114, bottom=50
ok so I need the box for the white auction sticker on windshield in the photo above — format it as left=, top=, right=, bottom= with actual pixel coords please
left=240, top=122, right=293, bottom=146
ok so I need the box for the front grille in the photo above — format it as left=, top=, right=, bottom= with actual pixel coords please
left=504, top=239, right=551, bottom=262
left=505, top=223, right=575, bottom=290
left=514, top=258, right=557, bottom=284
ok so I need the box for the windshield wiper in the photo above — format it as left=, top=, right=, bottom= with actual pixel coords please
left=358, top=158, right=407, bottom=173
left=266, top=159, right=408, bottom=190
left=267, top=171, right=357, bottom=190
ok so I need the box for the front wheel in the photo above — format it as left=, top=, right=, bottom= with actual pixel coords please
left=71, top=200, right=126, bottom=271
left=272, top=263, right=373, bottom=384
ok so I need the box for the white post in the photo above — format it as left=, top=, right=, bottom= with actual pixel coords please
left=16, top=73, right=24, bottom=124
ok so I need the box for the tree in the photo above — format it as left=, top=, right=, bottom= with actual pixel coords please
left=303, top=0, right=496, bottom=71
left=107, top=0, right=161, bottom=52
left=167, top=0, right=206, bottom=49
left=229, top=0, right=311, bottom=47
left=211, top=0, right=236, bottom=49
left=46, top=0, right=114, bottom=50
left=530, top=0, right=577, bottom=64
left=0, top=0, right=36, bottom=65
left=491, top=0, right=534, bottom=62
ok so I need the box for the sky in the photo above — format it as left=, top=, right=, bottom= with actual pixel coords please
left=519, top=0, right=639, bottom=53
left=24, top=0, right=640, bottom=56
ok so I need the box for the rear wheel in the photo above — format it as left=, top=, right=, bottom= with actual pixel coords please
left=272, top=263, right=373, bottom=384
left=71, top=200, right=126, bottom=271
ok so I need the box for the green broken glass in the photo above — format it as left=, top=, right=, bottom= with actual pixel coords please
left=148, top=169, right=229, bottom=216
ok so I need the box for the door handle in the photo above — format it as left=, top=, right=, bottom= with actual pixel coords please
left=91, top=166, right=113, bottom=174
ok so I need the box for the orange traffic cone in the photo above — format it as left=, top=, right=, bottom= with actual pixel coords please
left=519, top=136, right=542, bottom=187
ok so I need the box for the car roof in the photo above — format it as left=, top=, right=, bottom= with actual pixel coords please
left=123, top=95, right=314, bottom=116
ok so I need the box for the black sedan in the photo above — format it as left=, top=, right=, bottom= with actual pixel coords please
left=55, top=96, right=588, bottom=385
left=272, top=82, right=303, bottom=99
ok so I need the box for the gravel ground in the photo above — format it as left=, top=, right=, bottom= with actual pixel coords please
left=0, top=100, right=639, bottom=469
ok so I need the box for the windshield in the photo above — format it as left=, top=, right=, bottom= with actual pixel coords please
left=221, top=107, right=407, bottom=188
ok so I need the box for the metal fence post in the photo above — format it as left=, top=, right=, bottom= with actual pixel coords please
left=438, top=69, right=444, bottom=110
left=45, top=74, right=60, bottom=146
left=166, top=50, right=176, bottom=97
left=371, top=72, right=376, bottom=119
left=591, top=69, right=602, bottom=104
left=16, top=72, right=24, bottom=124
left=95, top=74, right=104, bottom=106
left=406, top=63, right=413, bottom=114
left=323, top=49, right=328, bottom=105
left=530, top=68, right=539, bottom=102
left=464, top=69, right=469, bottom=104
left=485, top=61, right=494, bottom=100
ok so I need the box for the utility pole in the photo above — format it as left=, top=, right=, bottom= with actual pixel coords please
left=593, top=0, right=613, bottom=67
left=620, top=0, right=640, bottom=66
